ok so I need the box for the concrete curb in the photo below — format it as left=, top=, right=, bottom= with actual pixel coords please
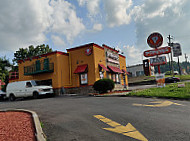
left=0, top=109, right=46, bottom=141
left=91, top=92, right=130, bottom=97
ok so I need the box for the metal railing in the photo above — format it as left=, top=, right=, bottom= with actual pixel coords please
left=24, top=63, right=54, bottom=75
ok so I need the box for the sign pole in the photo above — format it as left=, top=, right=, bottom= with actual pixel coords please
left=178, top=56, right=181, bottom=75
left=158, top=65, right=161, bottom=74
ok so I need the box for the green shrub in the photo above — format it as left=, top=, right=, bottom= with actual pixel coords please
left=93, top=79, right=115, bottom=93
left=165, top=71, right=171, bottom=75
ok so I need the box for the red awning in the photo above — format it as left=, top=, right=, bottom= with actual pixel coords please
left=74, top=64, right=88, bottom=74
left=122, top=69, right=130, bottom=75
left=107, top=65, right=123, bottom=73
left=98, top=64, right=109, bottom=72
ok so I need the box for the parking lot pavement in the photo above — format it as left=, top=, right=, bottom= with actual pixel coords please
left=0, top=96, right=190, bottom=141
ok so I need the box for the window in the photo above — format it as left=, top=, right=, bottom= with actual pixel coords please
left=26, top=82, right=32, bottom=87
left=44, top=58, right=49, bottom=70
left=36, top=60, right=41, bottom=71
left=99, top=71, right=104, bottom=79
left=80, top=73, right=88, bottom=85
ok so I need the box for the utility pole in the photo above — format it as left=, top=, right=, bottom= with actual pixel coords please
left=185, top=53, right=188, bottom=74
left=167, top=34, right=174, bottom=76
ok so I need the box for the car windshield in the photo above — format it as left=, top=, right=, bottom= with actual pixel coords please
left=31, top=80, right=38, bottom=86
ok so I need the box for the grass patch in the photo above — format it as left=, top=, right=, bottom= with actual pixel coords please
left=128, top=82, right=190, bottom=99
left=40, top=121, right=44, bottom=128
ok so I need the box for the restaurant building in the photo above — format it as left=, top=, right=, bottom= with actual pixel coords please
left=10, top=43, right=128, bottom=95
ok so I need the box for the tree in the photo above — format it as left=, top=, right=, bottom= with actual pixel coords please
left=0, top=57, right=11, bottom=91
left=13, top=44, right=53, bottom=63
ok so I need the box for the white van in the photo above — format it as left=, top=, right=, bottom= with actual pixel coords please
left=6, top=80, right=54, bottom=101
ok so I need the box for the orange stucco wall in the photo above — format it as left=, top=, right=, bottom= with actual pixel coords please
left=93, top=45, right=107, bottom=81
left=15, top=52, right=70, bottom=89
left=119, top=55, right=128, bottom=86
left=13, top=43, right=128, bottom=90
left=67, top=45, right=96, bottom=87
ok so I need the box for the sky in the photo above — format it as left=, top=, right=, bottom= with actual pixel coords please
left=0, top=0, right=190, bottom=66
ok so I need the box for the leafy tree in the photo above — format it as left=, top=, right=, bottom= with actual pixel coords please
left=0, top=57, right=11, bottom=91
left=13, top=44, right=53, bottom=63
left=155, top=61, right=190, bottom=74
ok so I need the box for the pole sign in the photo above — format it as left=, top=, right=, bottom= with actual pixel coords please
left=173, top=43, right=182, bottom=57
left=150, top=56, right=167, bottom=66
left=147, top=32, right=163, bottom=48
left=144, top=47, right=171, bottom=57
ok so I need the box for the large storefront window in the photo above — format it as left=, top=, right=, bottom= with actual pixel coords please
left=99, top=71, right=104, bottom=79
left=80, top=73, right=88, bottom=85
left=111, top=73, right=120, bottom=84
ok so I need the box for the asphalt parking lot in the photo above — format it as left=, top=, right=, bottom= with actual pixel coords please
left=0, top=96, right=190, bottom=141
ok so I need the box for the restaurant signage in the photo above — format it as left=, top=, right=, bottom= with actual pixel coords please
left=147, top=32, right=163, bottom=48
left=85, top=48, right=92, bottom=56
left=106, top=51, right=119, bottom=64
left=144, top=47, right=171, bottom=57
left=150, top=56, right=167, bottom=66
left=173, top=43, right=182, bottom=57
left=106, top=51, right=119, bottom=60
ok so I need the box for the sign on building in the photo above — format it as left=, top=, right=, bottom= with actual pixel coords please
left=150, top=56, right=167, bottom=66
left=173, top=43, right=182, bottom=57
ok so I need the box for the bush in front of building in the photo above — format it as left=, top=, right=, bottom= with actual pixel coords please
left=93, top=79, right=115, bottom=94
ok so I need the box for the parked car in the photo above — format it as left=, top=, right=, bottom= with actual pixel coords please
left=6, top=80, right=54, bottom=101
left=0, top=90, right=6, bottom=100
left=165, top=77, right=180, bottom=83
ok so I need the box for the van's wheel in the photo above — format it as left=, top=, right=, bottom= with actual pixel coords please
left=9, top=94, right=15, bottom=101
left=33, top=92, right=39, bottom=99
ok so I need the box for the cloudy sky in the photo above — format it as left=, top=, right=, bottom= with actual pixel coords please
left=0, top=0, right=190, bottom=65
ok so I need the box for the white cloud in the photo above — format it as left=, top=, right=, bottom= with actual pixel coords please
left=0, top=0, right=86, bottom=53
left=0, top=0, right=53, bottom=52
left=50, top=0, right=85, bottom=43
left=123, top=45, right=142, bottom=65
left=103, top=0, right=133, bottom=27
left=92, top=23, right=102, bottom=31
left=51, top=35, right=65, bottom=47
left=77, top=0, right=100, bottom=16
left=130, top=0, right=190, bottom=62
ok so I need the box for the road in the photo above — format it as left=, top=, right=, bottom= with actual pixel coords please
left=0, top=96, right=190, bottom=141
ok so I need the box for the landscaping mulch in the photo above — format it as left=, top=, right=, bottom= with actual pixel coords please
left=0, top=111, right=36, bottom=141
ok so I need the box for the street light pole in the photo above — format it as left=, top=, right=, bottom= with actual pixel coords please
left=167, top=34, right=174, bottom=76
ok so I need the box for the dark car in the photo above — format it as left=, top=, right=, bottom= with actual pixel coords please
left=165, top=77, right=180, bottom=83
left=0, top=90, right=6, bottom=100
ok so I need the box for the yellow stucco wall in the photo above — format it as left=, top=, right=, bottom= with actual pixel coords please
left=13, top=44, right=128, bottom=90
left=93, top=45, right=107, bottom=81
left=67, top=45, right=96, bottom=87
left=16, top=52, right=70, bottom=89
left=119, top=55, right=128, bottom=86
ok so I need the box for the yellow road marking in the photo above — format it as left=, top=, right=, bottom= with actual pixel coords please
left=94, top=115, right=148, bottom=141
left=133, top=100, right=182, bottom=107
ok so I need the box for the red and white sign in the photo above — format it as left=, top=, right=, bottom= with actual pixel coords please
left=85, top=48, right=92, bottom=56
left=144, top=47, right=171, bottom=57
left=147, top=32, right=163, bottom=48
left=150, top=56, right=167, bottom=66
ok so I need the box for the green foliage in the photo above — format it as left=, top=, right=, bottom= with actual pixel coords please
left=155, top=61, right=190, bottom=73
left=13, top=44, right=53, bottom=63
left=93, top=79, right=115, bottom=94
left=0, top=57, right=11, bottom=92
left=164, top=71, right=171, bottom=75
left=128, top=82, right=190, bottom=99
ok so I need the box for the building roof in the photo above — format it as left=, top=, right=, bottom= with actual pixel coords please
left=18, top=51, right=68, bottom=63
left=67, top=43, right=104, bottom=52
